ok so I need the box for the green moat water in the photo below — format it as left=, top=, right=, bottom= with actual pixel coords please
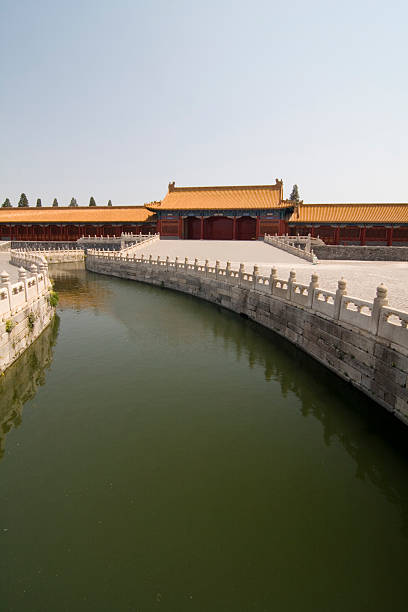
left=1, top=264, right=408, bottom=612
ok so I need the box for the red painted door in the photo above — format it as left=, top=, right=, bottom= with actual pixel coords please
left=236, top=216, right=256, bottom=240
left=185, top=217, right=201, bottom=239
left=204, top=216, right=233, bottom=240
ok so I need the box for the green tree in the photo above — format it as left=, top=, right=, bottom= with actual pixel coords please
left=107, top=199, right=112, bottom=206
left=89, top=196, right=96, bottom=206
left=52, top=198, right=58, bottom=207
left=69, top=197, right=78, bottom=207
left=289, top=184, right=300, bottom=203
left=36, top=198, right=42, bottom=207
left=18, top=193, right=29, bottom=207
left=2, top=198, right=12, bottom=208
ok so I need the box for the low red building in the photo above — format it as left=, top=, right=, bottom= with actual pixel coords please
left=288, top=202, right=408, bottom=245
left=0, top=206, right=157, bottom=241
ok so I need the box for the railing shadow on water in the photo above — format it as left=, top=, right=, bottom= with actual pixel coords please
left=0, top=315, right=60, bottom=461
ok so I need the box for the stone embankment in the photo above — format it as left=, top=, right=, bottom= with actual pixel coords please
left=0, top=254, right=54, bottom=373
left=86, top=249, right=408, bottom=425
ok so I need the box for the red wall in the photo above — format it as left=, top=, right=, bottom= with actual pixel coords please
left=0, top=223, right=157, bottom=241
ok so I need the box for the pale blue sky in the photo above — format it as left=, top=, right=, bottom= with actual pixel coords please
left=1, top=0, right=407, bottom=206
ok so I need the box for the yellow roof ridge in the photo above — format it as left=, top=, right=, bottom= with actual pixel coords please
left=300, top=202, right=408, bottom=206
left=169, top=184, right=282, bottom=192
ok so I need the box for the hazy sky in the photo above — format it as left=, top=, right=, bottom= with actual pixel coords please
left=1, top=0, right=407, bottom=206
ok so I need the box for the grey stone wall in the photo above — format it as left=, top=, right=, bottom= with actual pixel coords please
left=11, top=241, right=80, bottom=250
left=314, top=245, right=408, bottom=261
left=86, top=255, right=408, bottom=426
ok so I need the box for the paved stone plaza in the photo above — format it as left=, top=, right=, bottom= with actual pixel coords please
left=138, top=240, right=408, bottom=310
left=0, top=252, right=20, bottom=282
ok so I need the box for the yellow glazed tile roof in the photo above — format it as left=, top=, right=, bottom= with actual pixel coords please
left=289, top=203, right=408, bottom=224
left=149, top=181, right=285, bottom=210
left=0, top=206, right=155, bottom=223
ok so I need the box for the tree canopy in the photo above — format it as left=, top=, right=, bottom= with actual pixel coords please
left=36, top=198, right=42, bottom=207
left=289, top=184, right=300, bottom=203
left=69, top=197, right=78, bottom=207
left=2, top=198, right=11, bottom=208
left=52, top=198, right=58, bottom=207
left=89, top=196, right=96, bottom=206
left=107, top=199, right=112, bottom=206
left=18, top=193, right=29, bottom=207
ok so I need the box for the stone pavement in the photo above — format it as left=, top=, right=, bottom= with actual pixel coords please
left=138, top=240, right=408, bottom=310
left=0, top=252, right=20, bottom=283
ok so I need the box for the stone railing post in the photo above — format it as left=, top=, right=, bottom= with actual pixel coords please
left=194, top=258, right=198, bottom=272
left=149, top=254, right=152, bottom=265
left=371, top=284, right=388, bottom=335
left=252, top=265, right=259, bottom=289
left=28, top=263, right=39, bottom=295
left=39, top=262, right=48, bottom=288
left=175, top=256, right=179, bottom=271
left=141, top=254, right=145, bottom=263
left=215, top=260, right=220, bottom=279
left=334, top=278, right=347, bottom=319
left=226, top=261, right=231, bottom=278
left=204, top=259, right=209, bottom=277
left=1, top=271, right=12, bottom=312
left=269, top=266, right=277, bottom=294
left=238, top=263, right=244, bottom=287
left=308, top=273, right=319, bottom=308
left=166, top=256, right=170, bottom=270
left=19, top=267, right=28, bottom=302
left=184, top=257, right=188, bottom=270
left=157, top=255, right=161, bottom=266
left=288, top=269, right=296, bottom=300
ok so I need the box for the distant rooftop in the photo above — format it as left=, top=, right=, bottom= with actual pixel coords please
left=0, top=206, right=155, bottom=223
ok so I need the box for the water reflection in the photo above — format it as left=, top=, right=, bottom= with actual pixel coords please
left=0, top=315, right=60, bottom=460
left=49, top=263, right=111, bottom=313
left=208, top=305, right=408, bottom=533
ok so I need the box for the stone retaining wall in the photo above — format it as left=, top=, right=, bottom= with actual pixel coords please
left=314, top=245, right=408, bottom=261
left=0, top=264, right=54, bottom=373
left=86, top=252, right=408, bottom=426
left=0, top=291, right=55, bottom=373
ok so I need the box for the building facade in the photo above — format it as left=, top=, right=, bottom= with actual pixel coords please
left=146, top=180, right=290, bottom=240
left=0, top=181, right=407, bottom=245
